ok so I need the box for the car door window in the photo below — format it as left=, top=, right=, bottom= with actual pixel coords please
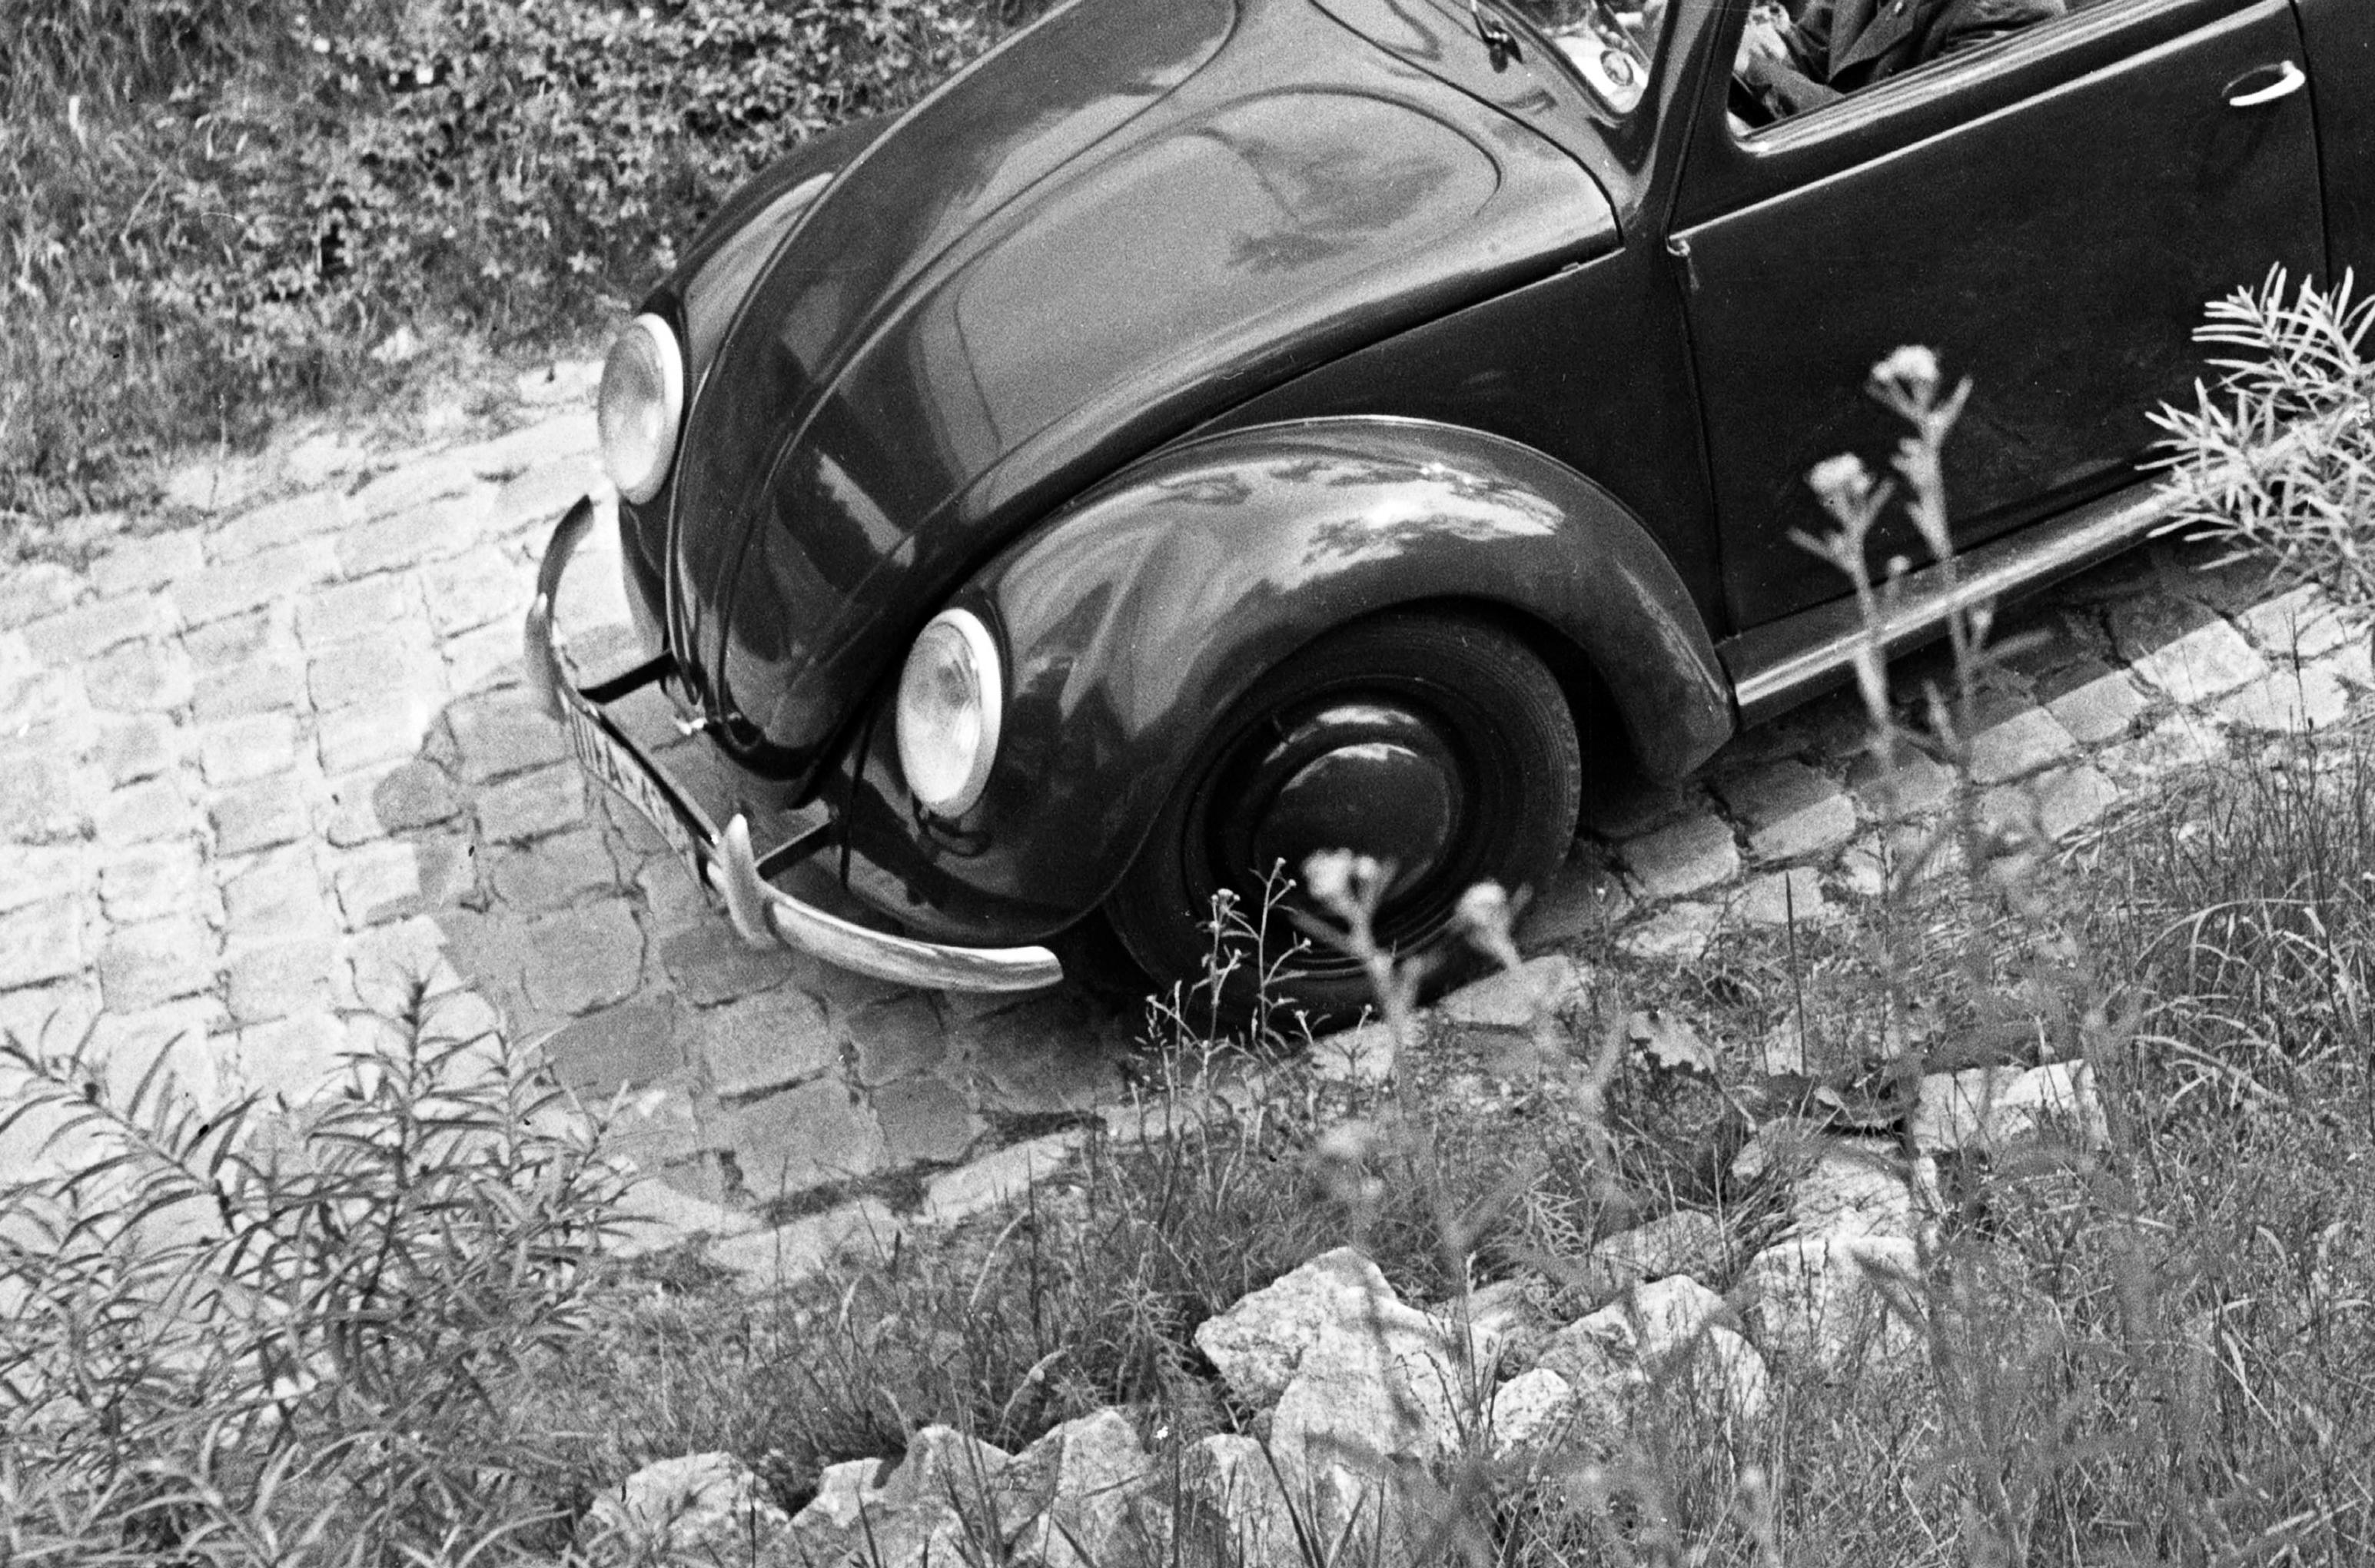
left=1672, top=0, right=2324, bottom=631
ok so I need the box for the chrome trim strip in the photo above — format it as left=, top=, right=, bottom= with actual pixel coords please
left=1722, top=477, right=2174, bottom=725
left=528, top=499, right=1065, bottom=995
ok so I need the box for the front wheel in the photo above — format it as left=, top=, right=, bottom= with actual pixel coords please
left=1104, top=610, right=1585, bottom=1024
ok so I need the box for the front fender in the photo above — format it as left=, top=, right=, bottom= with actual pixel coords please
left=855, top=417, right=1731, bottom=938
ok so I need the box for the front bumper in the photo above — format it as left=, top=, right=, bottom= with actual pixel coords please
left=523, top=497, right=1065, bottom=994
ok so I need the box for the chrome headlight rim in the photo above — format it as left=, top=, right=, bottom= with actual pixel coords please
left=599, top=313, right=686, bottom=506
left=895, top=608, right=1005, bottom=819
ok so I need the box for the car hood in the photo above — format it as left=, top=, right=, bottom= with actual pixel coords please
left=662, top=0, right=1618, bottom=782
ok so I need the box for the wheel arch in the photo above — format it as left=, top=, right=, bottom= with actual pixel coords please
left=850, top=417, right=1733, bottom=940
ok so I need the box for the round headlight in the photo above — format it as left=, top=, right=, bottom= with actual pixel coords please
left=895, top=610, right=1003, bottom=816
left=597, top=314, right=685, bottom=505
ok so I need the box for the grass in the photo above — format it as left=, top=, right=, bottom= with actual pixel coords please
left=0, top=0, right=1049, bottom=544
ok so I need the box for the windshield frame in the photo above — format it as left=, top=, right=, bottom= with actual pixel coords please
left=1483, top=0, right=1678, bottom=122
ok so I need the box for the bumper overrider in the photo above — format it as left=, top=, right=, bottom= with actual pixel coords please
left=523, top=498, right=1065, bottom=994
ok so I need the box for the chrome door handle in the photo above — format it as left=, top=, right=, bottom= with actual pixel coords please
left=2227, top=60, right=2305, bottom=109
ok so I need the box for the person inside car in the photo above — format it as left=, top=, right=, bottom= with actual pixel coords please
left=1736, top=0, right=2067, bottom=121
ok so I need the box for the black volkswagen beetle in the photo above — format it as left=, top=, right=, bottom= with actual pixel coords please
left=527, top=0, right=2373, bottom=1012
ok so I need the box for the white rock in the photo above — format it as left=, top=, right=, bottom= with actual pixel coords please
left=1437, top=955, right=1583, bottom=1031
left=587, top=1451, right=789, bottom=1562
left=1736, top=1234, right=1922, bottom=1374
left=1910, top=1060, right=2109, bottom=1154
left=790, top=1427, right=1009, bottom=1568
left=1486, top=1367, right=1593, bottom=1464
left=1174, top=1433, right=1300, bottom=1568
left=1587, top=1210, right=1727, bottom=1285
left=1194, top=1247, right=1486, bottom=1409
left=997, top=1409, right=1155, bottom=1568
left=1788, top=1138, right=1918, bottom=1241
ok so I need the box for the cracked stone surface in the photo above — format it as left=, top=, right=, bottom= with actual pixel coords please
left=2, top=397, right=2359, bottom=1262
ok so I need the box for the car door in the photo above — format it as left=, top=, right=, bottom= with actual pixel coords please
left=1668, top=0, right=2326, bottom=631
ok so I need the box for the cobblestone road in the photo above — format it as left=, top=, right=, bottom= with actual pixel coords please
left=2, top=374, right=2364, bottom=1270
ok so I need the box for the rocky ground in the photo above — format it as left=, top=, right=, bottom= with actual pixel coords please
left=0, top=364, right=2362, bottom=1279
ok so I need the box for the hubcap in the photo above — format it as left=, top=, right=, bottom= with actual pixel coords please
left=1222, top=700, right=1466, bottom=904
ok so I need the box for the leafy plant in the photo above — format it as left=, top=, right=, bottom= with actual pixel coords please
left=0, top=988, right=632, bottom=1563
left=2150, top=267, right=2375, bottom=608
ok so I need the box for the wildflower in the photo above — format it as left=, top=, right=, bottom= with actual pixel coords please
left=1871, top=344, right=1942, bottom=405
left=1807, top=453, right=1873, bottom=513
left=1303, top=849, right=1357, bottom=905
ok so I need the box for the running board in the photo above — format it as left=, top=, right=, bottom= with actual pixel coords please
left=1719, top=478, right=2177, bottom=727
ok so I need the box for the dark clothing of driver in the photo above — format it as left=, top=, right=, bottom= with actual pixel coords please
left=1739, top=0, right=2067, bottom=118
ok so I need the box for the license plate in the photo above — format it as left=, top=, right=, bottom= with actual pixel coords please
left=560, top=700, right=708, bottom=884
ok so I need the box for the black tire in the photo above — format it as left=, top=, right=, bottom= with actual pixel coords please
left=1104, top=609, right=1584, bottom=1024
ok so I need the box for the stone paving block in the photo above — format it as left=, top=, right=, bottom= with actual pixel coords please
left=873, top=1078, right=980, bottom=1167
left=1966, top=706, right=2076, bottom=786
left=424, top=546, right=533, bottom=637
left=344, top=915, right=464, bottom=1015
left=657, top=919, right=799, bottom=1007
left=350, top=455, right=479, bottom=521
left=706, top=1197, right=904, bottom=1283
left=2, top=845, right=88, bottom=915
left=443, top=618, right=525, bottom=694
left=337, top=488, right=496, bottom=576
left=92, top=532, right=206, bottom=597
left=1514, top=839, right=1634, bottom=945
left=295, top=573, right=426, bottom=650
left=0, top=894, right=89, bottom=991
left=0, top=978, right=101, bottom=1054
left=97, top=917, right=221, bottom=1013
left=725, top=1078, right=889, bottom=1200
left=224, top=938, right=340, bottom=1027
left=699, top=986, right=838, bottom=1101
left=486, top=827, right=616, bottom=911
left=962, top=995, right=1128, bottom=1114
left=331, top=838, right=447, bottom=928
left=87, top=998, right=233, bottom=1108
left=1845, top=749, right=1956, bottom=822
left=1717, top=760, right=1858, bottom=863
left=1732, top=867, right=1832, bottom=928
left=2098, top=714, right=2226, bottom=783
left=477, top=762, right=589, bottom=843
left=0, top=565, right=82, bottom=633
left=307, top=626, right=443, bottom=713
left=2219, top=666, right=2351, bottom=735
left=95, top=713, right=180, bottom=786
left=237, top=1011, right=347, bottom=1105
left=1578, top=775, right=1695, bottom=841
left=210, top=489, right=353, bottom=561
left=2237, top=584, right=2360, bottom=661
left=94, top=775, right=201, bottom=846
left=2310, top=636, right=2375, bottom=690
left=520, top=902, right=646, bottom=1015
left=494, top=453, right=605, bottom=534
left=173, top=539, right=340, bottom=627
left=445, top=687, right=571, bottom=782
left=4, top=669, right=92, bottom=736
left=316, top=695, right=439, bottom=775
left=325, top=760, right=463, bottom=846
left=848, top=995, right=948, bottom=1085
left=0, top=746, right=91, bottom=841
left=209, top=773, right=316, bottom=856
left=183, top=607, right=281, bottom=675
left=2031, top=766, right=2121, bottom=840
left=220, top=849, right=337, bottom=949
left=2043, top=666, right=2147, bottom=746
left=100, top=841, right=210, bottom=925
left=1619, top=902, right=1718, bottom=962
left=540, top=996, right=681, bottom=1095
left=1616, top=813, right=1741, bottom=902
left=20, top=592, right=176, bottom=666
left=198, top=713, right=301, bottom=788
left=922, top=1132, right=1089, bottom=1226
left=2115, top=599, right=2266, bottom=706
left=85, top=638, right=196, bottom=716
